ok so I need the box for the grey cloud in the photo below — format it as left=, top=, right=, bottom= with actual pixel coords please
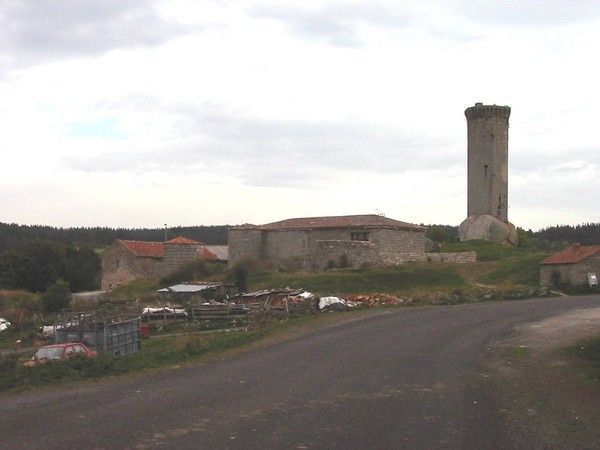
left=62, top=101, right=459, bottom=188
left=0, top=0, right=192, bottom=68
left=248, top=1, right=413, bottom=47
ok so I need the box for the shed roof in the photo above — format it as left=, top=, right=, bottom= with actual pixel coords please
left=541, top=244, right=600, bottom=265
left=118, top=237, right=217, bottom=260
left=157, top=283, right=221, bottom=293
left=256, top=214, right=425, bottom=232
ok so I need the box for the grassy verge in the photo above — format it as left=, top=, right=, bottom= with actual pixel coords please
left=104, top=280, right=160, bottom=302
left=479, top=252, right=550, bottom=286
left=249, top=263, right=466, bottom=296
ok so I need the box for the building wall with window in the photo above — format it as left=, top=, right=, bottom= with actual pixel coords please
left=228, top=215, right=427, bottom=271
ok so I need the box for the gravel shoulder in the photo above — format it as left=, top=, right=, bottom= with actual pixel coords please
left=487, top=306, right=600, bottom=449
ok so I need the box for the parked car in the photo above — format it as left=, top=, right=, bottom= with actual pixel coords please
left=23, top=343, right=97, bottom=367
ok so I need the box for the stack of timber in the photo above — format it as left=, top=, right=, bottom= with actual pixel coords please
left=188, top=303, right=249, bottom=321
left=141, top=306, right=188, bottom=323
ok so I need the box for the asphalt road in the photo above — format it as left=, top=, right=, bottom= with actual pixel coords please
left=2, top=295, right=600, bottom=449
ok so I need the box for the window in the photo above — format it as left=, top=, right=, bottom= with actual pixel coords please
left=115, top=259, right=120, bottom=268
left=350, top=232, right=368, bottom=241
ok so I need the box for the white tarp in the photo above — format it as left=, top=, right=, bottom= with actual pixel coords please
left=0, top=318, right=10, bottom=332
left=319, top=297, right=347, bottom=310
left=298, top=291, right=314, bottom=299
left=142, top=307, right=187, bottom=315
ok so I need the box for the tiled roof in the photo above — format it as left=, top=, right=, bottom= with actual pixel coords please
left=118, top=237, right=215, bottom=260
left=541, top=244, right=600, bottom=265
left=258, top=214, right=426, bottom=231
left=166, top=236, right=203, bottom=245
left=118, top=240, right=164, bottom=258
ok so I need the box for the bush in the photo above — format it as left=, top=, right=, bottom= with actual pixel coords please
left=231, top=262, right=248, bottom=293
left=41, top=279, right=71, bottom=313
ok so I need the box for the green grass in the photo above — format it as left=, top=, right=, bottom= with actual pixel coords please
left=249, top=263, right=466, bottom=296
left=0, top=327, right=267, bottom=392
left=441, top=240, right=529, bottom=261
left=479, top=253, right=550, bottom=286
left=105, top=279, right=159, bottom=302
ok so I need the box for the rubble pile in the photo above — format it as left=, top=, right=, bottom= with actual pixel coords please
left=344, top=293, right=406, bottom=307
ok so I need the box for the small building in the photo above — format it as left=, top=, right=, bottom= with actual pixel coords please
left=101, top=237, right=219, bottom=290
left=228, top=214, right=427, bottom=270
left=540, top=244, right=600, bottom=287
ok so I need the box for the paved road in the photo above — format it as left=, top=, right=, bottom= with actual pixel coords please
left=2, top=295, right=600, bottom=449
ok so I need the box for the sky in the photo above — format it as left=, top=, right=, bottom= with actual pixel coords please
left=1, top=0, right=599, bottom=230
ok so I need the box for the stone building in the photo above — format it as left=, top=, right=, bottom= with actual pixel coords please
left=459, top=103, right=518, bottom=245
left=101, top=237, right=218, bottom=290
left=540, top=244, right=600, bottom=287
left=228, top=214, right=427, bottom=270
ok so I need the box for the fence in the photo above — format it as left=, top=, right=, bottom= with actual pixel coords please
left=54, top=313, right=141, bottom=356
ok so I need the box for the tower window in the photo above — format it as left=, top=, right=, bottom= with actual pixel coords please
left=484, top=165, right=488, bottom=176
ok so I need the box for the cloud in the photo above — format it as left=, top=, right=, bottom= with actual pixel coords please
left=62, top=101, right=458, bottom=187
left=0, top=0, right=191, bottom=69
left=247, top=1, right=414, bottom=47
left=445, top=0, right=600, bottom=27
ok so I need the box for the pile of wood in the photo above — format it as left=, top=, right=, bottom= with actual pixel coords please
left=188, top=304, right=249, bottom=321
left=345, top=293, right=404, bottom=307
left=231, top=288, right=317, bottom=315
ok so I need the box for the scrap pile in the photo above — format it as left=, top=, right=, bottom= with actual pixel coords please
left=344, top=293, right=405, bottom=307
left=231, top=288, right=317, bottom=314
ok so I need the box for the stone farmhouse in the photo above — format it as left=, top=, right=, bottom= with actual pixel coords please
left=101, top=237, right=219, bottom=290
left=540, top=244, right=600, bottom=287
left=228, top=214, right=429, bottom=270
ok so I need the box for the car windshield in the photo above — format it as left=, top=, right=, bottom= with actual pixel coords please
left=35, top=347, right=64, bottom=360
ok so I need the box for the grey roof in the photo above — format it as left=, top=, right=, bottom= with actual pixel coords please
left=205, top=245, right=228, bottom=261
left=157, top=283, right=220, bottom=293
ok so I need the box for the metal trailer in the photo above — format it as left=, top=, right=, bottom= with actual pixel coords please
left=54, top=312, right=141, bottom=356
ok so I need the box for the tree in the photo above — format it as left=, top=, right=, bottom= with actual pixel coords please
left=41, top=279, right=71, bottom=313
left=64, top=246, right=101, bottom=291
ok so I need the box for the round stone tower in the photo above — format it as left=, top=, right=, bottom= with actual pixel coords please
left=459, top=103, right=518, bottom=245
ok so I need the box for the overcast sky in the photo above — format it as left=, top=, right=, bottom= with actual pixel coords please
left=1, top=0, right=599, bottom=230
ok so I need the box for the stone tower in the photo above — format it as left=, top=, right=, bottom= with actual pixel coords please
left=459, top=103, right=518, bottom=245
left=465, top=103, right=510, bottom=221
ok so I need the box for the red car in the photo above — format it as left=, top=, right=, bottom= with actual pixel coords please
left=23, top=343, right=98, bottom=367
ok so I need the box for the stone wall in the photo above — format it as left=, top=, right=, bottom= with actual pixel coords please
left=425, top=252, right=477, bottom=264
left=228, top=225, right=429, bottom=270
left=314, top=240, right=379, bottom=270
left=370, top=228, right=426, bottom=265
left=100, top=244, right=163, bottom=290
left=228, top=228, right=264, bottom=264
left=163, top=243, right=202, bottom=273
left=540, top=255, right=600, bottom=286
left=465, top=103, right=510, bottom=222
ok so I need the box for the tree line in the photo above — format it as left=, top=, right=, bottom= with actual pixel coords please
left=0, top=241, right=101, bottom=293
left=0, top=223, right=229, bottom=252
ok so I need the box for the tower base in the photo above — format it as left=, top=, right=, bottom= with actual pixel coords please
left=458, top=215, right=518, bottom=246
